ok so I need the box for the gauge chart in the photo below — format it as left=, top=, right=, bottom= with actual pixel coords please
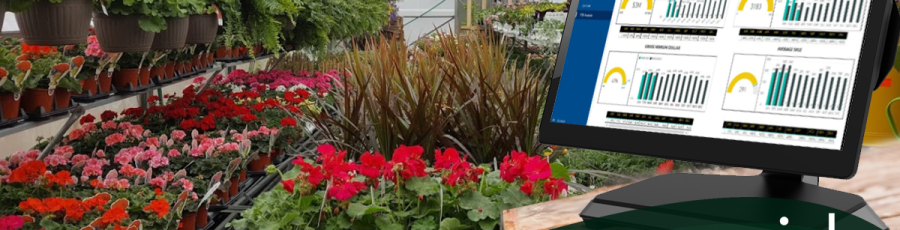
left=617, top=0, right=655, bottom=24
left=733, top=0, right=775, bottom=27
left=772, top=0, right=868, bottom=30
left=723, top=54, right=855, bottom=119
left=597, top=52, right=639, bottom=105
left=723, top=55, right=766, bottom=112
left=627, top=53, right=717, bottom=111
left=650, top=0, right=728, bottom=27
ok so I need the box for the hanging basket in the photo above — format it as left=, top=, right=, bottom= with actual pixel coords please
left=93, top=13, right=156, bottom=52
left=14, top=0, right=92, bottom=46
left=186, top=14, right=218, bottom=44
left=0, top=0, right=7, bottom=32
left=151, top=17, right=189, bottom=50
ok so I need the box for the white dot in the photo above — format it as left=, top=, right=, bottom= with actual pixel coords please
left=780, top=216, right=789, bottom=226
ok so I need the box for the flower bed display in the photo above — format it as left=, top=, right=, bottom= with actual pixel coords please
left=0, top=68, right=341, bottom=229
left=228, top=144, right=570, bottom=230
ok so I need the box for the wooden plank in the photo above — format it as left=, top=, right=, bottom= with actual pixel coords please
left=502, top=144, right=900, bottom=230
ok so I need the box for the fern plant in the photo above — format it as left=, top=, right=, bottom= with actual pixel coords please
left=240, top=0, right=300, bottom=56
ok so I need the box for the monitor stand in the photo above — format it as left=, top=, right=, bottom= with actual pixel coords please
left=579, top=172, right=889, bottom=230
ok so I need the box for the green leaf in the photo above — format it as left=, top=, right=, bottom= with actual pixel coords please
left=479, top=219, right=499, bottom=230
left=277, top=211, right=300, bottom=227
left=411, top=217, right=437, bottom=230
left=466, top=205, right=500, bottom=222
left=459, top=191, right=491, bottom=210
left=497, top=186, right=532, bottom=210
left=551, top=162, right=570, bottom=181
left=138, top=15, right=167, bottom=33
left=405, top=176, right=440, bottom=196
left=347, top=202, right=391, bottom=218
left=375, top=215, right=404, bottom=230
left=439, top=218, right=470, bottom=230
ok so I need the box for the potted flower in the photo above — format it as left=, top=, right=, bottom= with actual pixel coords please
left=93, top=0, right=166, bottom=52
left=0, top=46, right=26, bottom=121
left=8, top=0, right=93, bottom=46
left=112, top=52, right=151, bottom=91
left=186, top=0, right=218, bottom=45
left=19, top=52, right=82, bottom=117
left=150, top=0, right=190, bottom=50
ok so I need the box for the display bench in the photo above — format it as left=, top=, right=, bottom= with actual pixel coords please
left=0, top=56, right=273, bottom=158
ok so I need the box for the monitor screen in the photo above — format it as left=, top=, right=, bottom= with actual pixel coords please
left=551, top=0, right=874, bottom=150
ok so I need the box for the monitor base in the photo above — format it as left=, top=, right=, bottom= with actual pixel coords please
left=579, top=172, right=889, bottom=230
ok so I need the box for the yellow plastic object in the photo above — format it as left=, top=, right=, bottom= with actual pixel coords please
left=863, top=68, right=900, bottom=146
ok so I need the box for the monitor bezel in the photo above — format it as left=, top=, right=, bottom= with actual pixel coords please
left=540, top=0, right=894, bottom=179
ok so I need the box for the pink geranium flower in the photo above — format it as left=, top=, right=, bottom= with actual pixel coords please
left=105, top=133, right=126, bottom=146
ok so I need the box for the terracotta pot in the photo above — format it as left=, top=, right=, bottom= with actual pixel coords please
left=79, top=77, right=98, bottom=95
left=20, top=89, right=53, bottom=115
left=93, top=13, right=155, bottom=52
left=216, top=47, right=230, bottom=58
left=179, top=212, right=197, bottom=230
left=174, top=63, right=185, bottom=75
left=150, top=66, right=166, bottom=80
left=239, top=169, right=247, bottom=183
left=196, top=204, right=209, bottom=228
left=165, top=62, right=176, bottom=79
left=207, top=53, right=214, bottom=66
left=98, top=72, right=113, bottom=93
left=231, top=47, right=240, bottom=58
left=0, top=93, right=21, bottom=120
left=54, top=90, right=71, bottom=109
left=151, top=17, right=189, bottom=50
left=199, top=54, right=208, bottom=69
left=229, top=177, right=239, bottom=196
left=139, top=67, right=151, bottom=86
left=247, top=153, right=272, bottom=171
left=239, top=46, right=249, bottom=56
left=14, top=0, right=92, bottom=46
left=112, top=69, right=140, bottom=89
left=192, top=55, right=202, bottom=71
left=214, top=189, right=229, bottom=204
left=186, top=14, right=218, bottom=44
left=184, top=61, right=193, bottom=73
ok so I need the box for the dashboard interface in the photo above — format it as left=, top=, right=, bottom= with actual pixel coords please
left=551, top=0, right=873, bottom=150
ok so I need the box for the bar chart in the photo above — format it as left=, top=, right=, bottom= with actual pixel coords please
left=772, top=0, right=868, bottom=30
left=650, top=0, right=728, bottom=27
left=633, top=70, right=712, bottom=110
left=627, top=53, right=717, bottom=111
left=723, top=55, right=855, bottom=119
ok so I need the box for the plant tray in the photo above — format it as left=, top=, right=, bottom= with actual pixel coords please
left=27, top=100, right=78, bottom=121
left=114, top=82, right=156, bottom=94
left=0, top=109, right=28, bottom=128
left=152, top=75, right=179, bottom=85
left=214, top=57, right=243, bottom=63
left=72, top=88, right=117, bottom=103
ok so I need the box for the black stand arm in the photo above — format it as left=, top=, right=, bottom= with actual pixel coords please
left=875, top=1, right=900, bottom=91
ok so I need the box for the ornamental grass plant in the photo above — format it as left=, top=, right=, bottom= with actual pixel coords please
left=313, top=32, right=549, bottom=162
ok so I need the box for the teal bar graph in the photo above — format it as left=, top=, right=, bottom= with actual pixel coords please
left=638, top=73, right=648, bottom=100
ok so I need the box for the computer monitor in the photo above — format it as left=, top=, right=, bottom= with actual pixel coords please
left=540, top=0, right=897, bottom=179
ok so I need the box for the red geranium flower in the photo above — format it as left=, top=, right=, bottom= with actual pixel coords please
left=240, top=114, right=258, bottom=123
left=522, top=156, right=551, bottom=182
left=280, top=117, right=296, bottom=127
left=8, top=161, right=47, bottom=184
left=657, top=160, right=674, bottom=175
left=384, top=145, right=427, bottom=182
left=434, top=148, right=462, bottom=172
left=356, top=151, right=386, bottom=180
left=327, top=180, right=366, bottom=201
left=100, top=110, right=118, bottom=122
left=520, top=181, right=534, bottom=196
left=543, top=178, right=568, bottom=200
left=143, top=198, right=169, bottom=218
left=46, top=170, right=75, bottom=187
left=79, top=114, right=96, bottom=125
left=281, top=179, right=295, bottom=193
left=98, top=206, right=129, bottom=226
left=500, top=150, right=529, bottom=183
